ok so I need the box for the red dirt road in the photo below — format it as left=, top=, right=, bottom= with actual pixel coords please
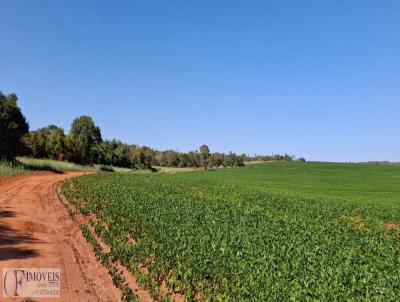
left=0, top=172, right=121, bottom=301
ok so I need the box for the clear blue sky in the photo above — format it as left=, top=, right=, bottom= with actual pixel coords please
left=1, top=1, right=399, bottom=162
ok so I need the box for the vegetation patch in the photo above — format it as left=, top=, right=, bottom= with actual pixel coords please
left=62, top=162, right=400, bottom=301
left=80, top=224, right=139, bottom=302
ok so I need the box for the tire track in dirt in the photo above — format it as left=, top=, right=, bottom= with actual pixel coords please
left=0, top=172, right=121, bottom=301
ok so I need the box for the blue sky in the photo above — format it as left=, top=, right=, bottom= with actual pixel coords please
left=1, top=1, right=399, bottom=162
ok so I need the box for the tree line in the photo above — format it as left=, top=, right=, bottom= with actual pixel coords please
left=1, top=91, right=303, bottom=170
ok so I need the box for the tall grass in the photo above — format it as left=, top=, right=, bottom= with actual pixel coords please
left=0, top=160, right=27, bottom=176
left=0, top=157, right=144, bottom=177
left=16, top=157, right=98, bottom=173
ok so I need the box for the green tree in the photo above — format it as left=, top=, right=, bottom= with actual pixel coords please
left=64, top=134, right=78, bottom=162
left=69, top=116, right=102, bottom=164
left=23, top=129, right=47, bottom=158
left=161, top=150, right=180, bottom=167
left=0, top=92, right=29, bottom=159
left=199, top=144, right=210, bottom=170
left=23, top=125, right=66, bottom=160
left=210, top=152, right=224, bottom=168
left=178, top=153, right=189, bottom=168
left=129, top=146, right=154, bottom=169
left=187, top=151, right=200, bottom=167
left=47, top=126, right=66, bottom=160
left=223, top=151, right=244, bottom=167
left=140, top=146, right=154, bottom=169
left=92, top=139, right=131, bottom=167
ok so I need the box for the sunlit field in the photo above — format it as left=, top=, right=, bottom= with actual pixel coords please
left=62, top=162, right=400, bottom=301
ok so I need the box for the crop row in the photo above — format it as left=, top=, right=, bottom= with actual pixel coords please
left=80, top=223, right=139, bottom=302
left=62, top=173, right=400, bottom=301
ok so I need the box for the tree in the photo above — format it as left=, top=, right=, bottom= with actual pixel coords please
left=64, top=134, right=78, bottom=162
left=44, top=125, right=66, bottom=160
left=139, top=146, right=153, bottom=169
left=178, top=153, right=189, bottom=168
left=0, top=92, right=29, bottom=160
left=199, top=144, right=210, bottom=170
left=210, top=152, right=224, bottom=168
left=284, top=154, right=293, bottom=161
left=223, top=152, right=234, bottom=167
left=23, top=129, right=47, bottom=158
left=240, top=153, right=249, bottom=163
left=23, top=125, right=67, bottom=160
left=129, top=146, right=154, bottom=169
left=223, top=151, right=244, bottom=167
left=92, top=139, right=131, bottom=167
left=187, top=151, right=200, bottom=167
left=112, top=141, right=131, bottom=167
left=69, top=116, right=102, bottom=164
left=161, top=150, right=180, bottom=167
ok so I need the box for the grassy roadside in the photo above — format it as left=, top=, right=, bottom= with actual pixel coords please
left=17, top=157, right=98, bottom=172
left=0, top=160, right=27, bottom=176
left=0, top=157, right=139, bottom=177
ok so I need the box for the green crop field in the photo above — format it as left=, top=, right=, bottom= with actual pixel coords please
left=178, top=162, right=400, bottom=206
left=62, top=162, right=400, bottom=301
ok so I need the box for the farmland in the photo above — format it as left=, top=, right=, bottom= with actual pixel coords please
left=179, top=161, right=400, bottom=206
left=61, top=161, right=400, bottom=301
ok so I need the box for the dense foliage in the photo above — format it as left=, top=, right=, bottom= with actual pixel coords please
left=0, top=92, right=29, bottom=159
left=62, top=162, right=400, bottom=301
left=69, top=115, right=102, bottom=163
left=22, top=125, right=66, bottom=160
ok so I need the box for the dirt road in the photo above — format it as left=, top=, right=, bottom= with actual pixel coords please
left=0, top=172, right=121, bottom=301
